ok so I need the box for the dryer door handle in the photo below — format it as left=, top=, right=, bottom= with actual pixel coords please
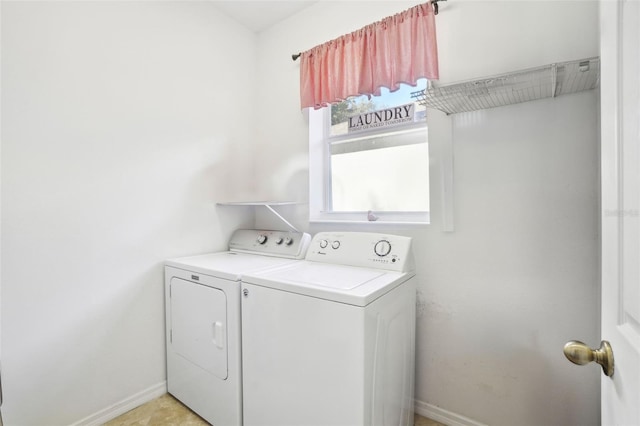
left=213, top=321, right=225, bottom=349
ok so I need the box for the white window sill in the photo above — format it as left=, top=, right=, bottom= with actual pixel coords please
left=310, top=219, right=429, bottom=227
left=310, top=211, right=430, bottom=228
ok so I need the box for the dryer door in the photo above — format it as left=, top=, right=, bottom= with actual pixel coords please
left=169, top=277, right=228, bottom=379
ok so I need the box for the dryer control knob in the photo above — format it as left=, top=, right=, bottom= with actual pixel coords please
left=319, top=239, right=328, bottom=249
left=285, top=237, right=294, bottom=246
left=331, top=241, right=341, bottom=249
left=374, top=240, right=392, bottom=257
left=256, top=235, right=268, bottom=245
left=275, top=237, right=284, bottom=245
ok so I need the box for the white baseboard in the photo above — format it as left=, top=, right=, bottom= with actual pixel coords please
left=70, top=381, right=167, bottom=426
left=73, top=385, right=476, bottom=426
left=415, top=399, right=488, bottom=426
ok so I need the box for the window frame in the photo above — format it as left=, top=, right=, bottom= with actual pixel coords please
left=308, top=103, right=431, bottom=225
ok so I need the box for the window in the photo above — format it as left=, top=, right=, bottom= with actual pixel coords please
left=309, top=79, right=430, bottom=224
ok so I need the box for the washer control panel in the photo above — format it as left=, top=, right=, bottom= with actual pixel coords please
left=229, top=229, right=311, bottom=259
left=306, top=232, right=414, bottom=272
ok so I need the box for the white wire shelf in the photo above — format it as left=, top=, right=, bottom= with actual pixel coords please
left=217, top=201, right=300, bottom=207
left=413, top=57, right=600, bottom=115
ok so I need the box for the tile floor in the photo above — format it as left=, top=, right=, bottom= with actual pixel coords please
left=104, top=393, right=447, bottom=426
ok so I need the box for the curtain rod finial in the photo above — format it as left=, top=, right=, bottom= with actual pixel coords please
left=431, top=0, right=447, bottom=15
left=292, top=52, right=301, bottom=61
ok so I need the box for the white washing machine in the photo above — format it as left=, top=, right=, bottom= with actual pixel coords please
left=164, top=229, right=311, bottom=426
left=240, top=231, right=417, bottom=426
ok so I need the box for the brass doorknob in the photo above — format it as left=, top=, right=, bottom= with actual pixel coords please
left=563, top=340, right=614, bottom=377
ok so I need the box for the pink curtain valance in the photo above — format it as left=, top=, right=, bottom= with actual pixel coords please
left=299, top=2, right=439, bottom=110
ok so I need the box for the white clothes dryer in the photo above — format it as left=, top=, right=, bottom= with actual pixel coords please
left=240, top=231, right=416, bottom=426
left=164, top=229, right=310, bottom=426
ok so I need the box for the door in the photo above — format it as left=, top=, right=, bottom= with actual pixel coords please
left=600, top=0, right=640, bottom=424
left=169, top=277, right=228, bottom=379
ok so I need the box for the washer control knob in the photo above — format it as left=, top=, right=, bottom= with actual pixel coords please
left=319, top=239, right=329, bottom=249
left=274, top=237, right=284, bottom=245
left=331, top=241, right=341, bottom=249
left=256, top=235, right=268, bottom=245
left=374, top=240, right=392, bottom=257
left=285, top=237, right=294, bottom=246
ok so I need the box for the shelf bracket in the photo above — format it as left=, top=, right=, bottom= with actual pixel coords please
left=263, top=204, right=301, bottom=233
left=217, top=201, right=302, bottom=233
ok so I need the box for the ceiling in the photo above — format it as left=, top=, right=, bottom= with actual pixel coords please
left=210, top=1, right=318, bottom=33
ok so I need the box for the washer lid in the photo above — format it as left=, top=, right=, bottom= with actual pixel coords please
left=274, top=262, right=384, bottom=290
left=242, top=261, right=413, bottom=306
left=165, top=252, right=299, bottom=281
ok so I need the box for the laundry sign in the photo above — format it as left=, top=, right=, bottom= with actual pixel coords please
left=347, top=103, right=415, bottom=133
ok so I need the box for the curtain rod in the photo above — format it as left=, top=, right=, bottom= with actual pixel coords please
left=291, top=0, right=446, bottom=61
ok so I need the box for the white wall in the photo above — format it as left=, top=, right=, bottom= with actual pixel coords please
left=255, top=2, right=600, bottom=425
left=1, top=2, right=256, bottom=424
